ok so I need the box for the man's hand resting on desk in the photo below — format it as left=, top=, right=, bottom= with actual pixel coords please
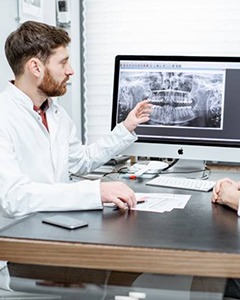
left=123, top=99, right=153, bottom=132
left=212, top=178, right=240, bottom=211
left=100, top=182, right=136, bottom=210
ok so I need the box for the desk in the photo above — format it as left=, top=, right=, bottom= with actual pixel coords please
left=0, top=168, right=240, bottom=280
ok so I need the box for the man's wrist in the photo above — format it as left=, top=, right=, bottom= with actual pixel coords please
left=123, top=120, right=134, bottom=132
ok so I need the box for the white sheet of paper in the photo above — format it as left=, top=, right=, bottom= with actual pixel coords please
left=133, top=193, right=191, bottom=213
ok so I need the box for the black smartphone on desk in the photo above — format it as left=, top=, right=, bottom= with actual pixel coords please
left=42, top=215, right=88, bottom=230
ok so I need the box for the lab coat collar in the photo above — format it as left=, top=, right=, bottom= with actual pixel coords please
left=5, top=81, right=60, bottom=113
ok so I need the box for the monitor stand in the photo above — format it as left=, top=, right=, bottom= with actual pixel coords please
left=164, top=159, right=207, bottom=179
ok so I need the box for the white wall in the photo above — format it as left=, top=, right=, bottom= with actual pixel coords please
left=0, top=0, right=18, bottom=91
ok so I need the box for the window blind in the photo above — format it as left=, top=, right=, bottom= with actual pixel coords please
left=82, top=0, right=240, bottom=144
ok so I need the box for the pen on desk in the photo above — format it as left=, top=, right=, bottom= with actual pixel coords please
left=136, top=200, right=145, bottom=205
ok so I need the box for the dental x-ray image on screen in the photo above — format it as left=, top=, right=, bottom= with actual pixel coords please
left=117, top=70, right=224, bottom=129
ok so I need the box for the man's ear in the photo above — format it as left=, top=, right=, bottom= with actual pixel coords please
left=27, top=58, right=44, bottom=79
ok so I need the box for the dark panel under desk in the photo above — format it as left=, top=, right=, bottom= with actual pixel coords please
left=0, top=190, right=240, bottom=254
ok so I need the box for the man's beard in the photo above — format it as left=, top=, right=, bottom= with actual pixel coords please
left=38, top=68, right=68, bottom=97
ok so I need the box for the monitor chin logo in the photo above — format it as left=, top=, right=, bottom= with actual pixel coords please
left=178, top=148, right=184, bottom=155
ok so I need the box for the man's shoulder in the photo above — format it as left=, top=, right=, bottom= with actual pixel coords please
left=0, top=89, right=11, bottom=106
left=0, top=89, right=8, bottom=102
left=0, top=88, right=15, bottom=119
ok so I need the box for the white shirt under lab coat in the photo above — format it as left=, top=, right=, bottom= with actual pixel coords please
left=0, top=82, right=137, bottom=217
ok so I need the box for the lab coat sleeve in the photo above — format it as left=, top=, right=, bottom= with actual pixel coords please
left=68, top=121, right=137, bottom=175
left=0, top=127, right=102, bottom=217
left=2, top=180, right=102, bottom=217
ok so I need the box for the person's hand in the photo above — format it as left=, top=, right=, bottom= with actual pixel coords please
left=100, top=181, right=136, bottom=210
left=212, top=181, right=240, bottom=211
left=123, top=100, right=153, bottom=132
left=212, top=177, right=238, bottom=203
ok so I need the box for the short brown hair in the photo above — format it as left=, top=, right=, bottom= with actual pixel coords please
left=5, top=20, right=71, bottom=76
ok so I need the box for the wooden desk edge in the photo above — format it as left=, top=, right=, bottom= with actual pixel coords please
left=0, top=237, right=239, bottom=278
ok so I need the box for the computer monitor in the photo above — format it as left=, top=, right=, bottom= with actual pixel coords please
left=111, top=55, right=240, bottom=163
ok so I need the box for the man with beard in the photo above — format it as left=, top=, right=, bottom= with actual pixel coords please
left=0, top=21, right=152, bottom=217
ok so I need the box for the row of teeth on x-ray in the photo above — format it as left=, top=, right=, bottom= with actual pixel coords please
left=148, top=90, right=196, bottom=124
left=150, top=90, right=193, bottom=104
left=150, top=104, right=195, bottom=125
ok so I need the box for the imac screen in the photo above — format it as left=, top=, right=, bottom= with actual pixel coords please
left=111, top=55, right=240, bottom=162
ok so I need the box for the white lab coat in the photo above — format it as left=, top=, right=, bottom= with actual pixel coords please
left=0, top=82, right=137, bottom=217
left=0, top=261, right=10, bottom=291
